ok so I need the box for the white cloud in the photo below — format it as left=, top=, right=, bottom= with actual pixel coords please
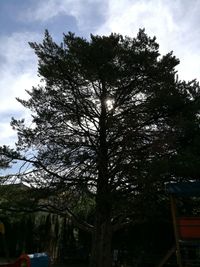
left=0, top=32, right=41, bottom=146
left=20, top=0, right=106, bottom=32
left=95, top=0, right=179, bottom=43
left=0, top=72, right=38, bottom=113
left=25, top=0, right=64, bottom=22
left=95, top=0, right=200, bottom=81
left=0, top=122, right=16, bottom=146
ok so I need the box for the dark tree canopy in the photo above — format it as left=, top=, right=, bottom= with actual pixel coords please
left=1, top=29, right=200, bottom=267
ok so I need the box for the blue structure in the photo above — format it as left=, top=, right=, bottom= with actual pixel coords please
left=166, top=181, right=200, bottom=197
left=28, top=253, right=50, bottom=267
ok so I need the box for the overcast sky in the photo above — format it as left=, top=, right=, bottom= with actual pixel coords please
left=0, top=0, right=200, bottom=148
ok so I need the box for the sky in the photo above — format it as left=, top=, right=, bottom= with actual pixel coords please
left=0, top=0, right=200, bottom=149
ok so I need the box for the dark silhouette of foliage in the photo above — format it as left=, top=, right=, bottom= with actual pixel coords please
left=1, top=29, right=200, bottom=266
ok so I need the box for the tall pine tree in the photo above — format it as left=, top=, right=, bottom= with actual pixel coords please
left=1, top=29, right=200, bottom=267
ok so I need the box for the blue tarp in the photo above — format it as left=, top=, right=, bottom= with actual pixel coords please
left=166, top=182, right=200, bottom=197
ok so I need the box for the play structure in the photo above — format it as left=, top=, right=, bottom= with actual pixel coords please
left=0, top=253, right=50, bottom=267
left=0, top=220, right=50, bottom=267
left=0, top=225, right=50, bottom=267
left=163, top=181, right=200, bottom=267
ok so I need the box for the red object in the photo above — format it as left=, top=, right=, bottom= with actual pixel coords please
left=178, top=217, right=200, bottom=239
left=0, top=255, right=30, bottom=267
left=18, top=254, right=30, bottom=267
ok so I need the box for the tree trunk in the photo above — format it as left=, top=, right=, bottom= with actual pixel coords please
left=90, top=79, right=112, bottom=267
left=90, top=213, right=112, bottom=267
